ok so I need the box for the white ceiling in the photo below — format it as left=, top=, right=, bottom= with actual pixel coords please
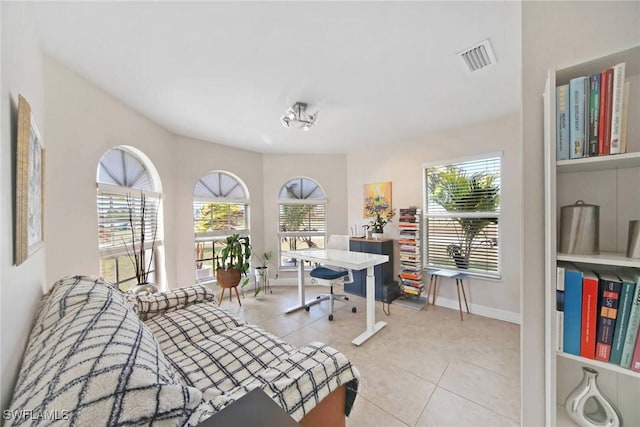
left=33, top=2, right=521, bottom=154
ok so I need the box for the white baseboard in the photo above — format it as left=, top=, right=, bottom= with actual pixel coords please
left=432, top=296, right=521, bottom=324
left=271, top=278, right=521, bottom=324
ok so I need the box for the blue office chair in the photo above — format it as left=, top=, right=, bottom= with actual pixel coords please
left=305, top=235, right=357, bottom=321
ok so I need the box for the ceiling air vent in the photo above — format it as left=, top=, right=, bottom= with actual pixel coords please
left=458, top=39, right=496, bottom=72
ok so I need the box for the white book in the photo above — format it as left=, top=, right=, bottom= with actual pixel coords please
left=556, top=311, right=564, bottom=352
left=619, top=81, right=631, bottom=154
left=556, top=265, right=565, bottom=291
left=609, top=62, right=626, bottom=154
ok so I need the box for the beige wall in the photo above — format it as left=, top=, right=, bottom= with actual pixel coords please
left=1, top=2, right=47, bottom=411
left=521, top=1, right=640, bottom=425
left=347, top=113, right=521, bottom=321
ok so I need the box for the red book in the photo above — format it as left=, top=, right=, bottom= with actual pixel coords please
left=631, top=330, right=640, bottom=372
left=580, top=270, right=599, bottom=359
left=598, top=70, right=608, bottom=154
left=602, top=68, right=614, bottom=155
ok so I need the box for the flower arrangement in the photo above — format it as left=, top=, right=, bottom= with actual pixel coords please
left=369, top=209, right=395, bottom=233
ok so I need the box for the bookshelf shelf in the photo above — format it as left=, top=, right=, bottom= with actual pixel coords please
left=557, top=251, right=640, bottom=268
left=545, top=44, right=640, bottom=426
left=556, top=352, right=640, bottom=379
left=557, top=151, right=640, bottom=173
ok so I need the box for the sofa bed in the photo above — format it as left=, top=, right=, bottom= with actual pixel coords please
left=7, top=276, right=360, bottom=426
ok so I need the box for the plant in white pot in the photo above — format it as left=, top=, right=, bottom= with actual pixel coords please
left=252, top=251, right=278, bottom=295
left=369, top=209, right=395, bottom=239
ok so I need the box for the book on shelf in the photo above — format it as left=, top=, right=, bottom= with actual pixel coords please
left=561, top=263, right=583, bottom=356
left=619, top=81, right=631, bottom=154
left=587, top=74, right=600, bottom=157
left=583, top=76, right=591, bottom=152
left=399, top=207, right=420, bottom=214
left=398, top=223, right=419, bottom=229
left=400, top=272, right=421, bottom=281
left=602, top=68, right=614, bottom=155
left=557, top=265, right=565, bottom=352
left=556, top=84, right=570, bottom=160
left=401, top=285, right=424, bottom=296
left=631, top=334, right=640, bottom=372
left=594, top=271, right=622, bottom=362
left=620, top=269, right=640, bottom=369
left=609, top=269, right=637, bottom=365
left=609, top=62, right=626, bottom=154
left=598, top=69, right=608, bottom=155
left=569, top=76, right=587, bottom=159
left=580, top=269, right=599, bottom=359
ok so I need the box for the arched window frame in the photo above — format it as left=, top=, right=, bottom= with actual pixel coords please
left=193, top=171, right=250, bottom=282
left=96, top=147, right=164, bottom=289
left=277, top=177, right=327, bottom=269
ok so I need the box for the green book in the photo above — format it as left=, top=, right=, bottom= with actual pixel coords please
left=620, top=269, right=640, bottom=369
left=610, top=270, right=637, bottom=365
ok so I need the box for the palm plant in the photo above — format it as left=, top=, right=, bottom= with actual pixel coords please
left=428, top=166, right=499, bottom=269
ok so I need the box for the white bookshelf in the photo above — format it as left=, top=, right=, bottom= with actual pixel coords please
left=544, top=45, right=640, bottom=426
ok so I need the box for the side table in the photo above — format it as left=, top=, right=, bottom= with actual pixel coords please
left=426, top=269, right=470, bottom=321
left=197, top=388, right=300, bottom=427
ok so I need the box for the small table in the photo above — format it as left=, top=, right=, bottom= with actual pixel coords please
left=426, top=269, right=470, bottom=321
left=197, top=388, right=300, bottom=426
left=283, top=248, right=389, bottom=346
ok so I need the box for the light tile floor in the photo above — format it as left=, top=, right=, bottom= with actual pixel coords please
left=219, top=284, right=521, bottom=427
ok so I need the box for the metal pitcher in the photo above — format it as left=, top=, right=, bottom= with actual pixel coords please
left=559, top=200, right=600, bottom=255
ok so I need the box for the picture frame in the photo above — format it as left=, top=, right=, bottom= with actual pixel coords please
left=15, top=95, right=45, bottom=266
left=363, top=181, right=392, bottom=218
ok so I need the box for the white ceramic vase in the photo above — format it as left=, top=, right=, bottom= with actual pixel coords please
left=564, top=367, right=621, bottom=427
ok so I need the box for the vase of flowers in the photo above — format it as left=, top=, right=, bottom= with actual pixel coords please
left=369, top=209, right=395, bottom=239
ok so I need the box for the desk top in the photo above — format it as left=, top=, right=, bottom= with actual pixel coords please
left=427, top=268, right=467, bottom=278
left=283, top=248, right=388, bottom=270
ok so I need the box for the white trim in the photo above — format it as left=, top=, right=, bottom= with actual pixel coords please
left=431, top=296, right=520, bottom=324
left=421, top=151, right=503, bottom=169
left=97, top=183, right=162, bottom=199
left=277, top=198, right=327, bottom=205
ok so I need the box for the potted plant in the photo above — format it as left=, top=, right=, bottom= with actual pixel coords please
left=215, top=234, right=251, bottom=290
left=124, top=192, right=159, bottom=294
left=369, top=209, right=395, bottom=239
left=252, top=251, right=278, bottom=295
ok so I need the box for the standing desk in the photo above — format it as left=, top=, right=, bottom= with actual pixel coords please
left=282, top=248, right=389, bottom=345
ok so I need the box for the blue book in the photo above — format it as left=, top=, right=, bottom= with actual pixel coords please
left=556, top=85, right=570, bottom=160
left=610, top=270, right=637, bottom=365
left=569, top=76, right=587, bottom=159
left=563, top=264, right=583, bottom=355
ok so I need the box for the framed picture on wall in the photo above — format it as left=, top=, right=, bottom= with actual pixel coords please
left=363, top=181, right=392, bottom=218
left=15, top=95, right=45, bottom=266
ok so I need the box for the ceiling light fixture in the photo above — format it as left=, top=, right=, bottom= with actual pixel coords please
left=281, top=102, right=318, bottom=131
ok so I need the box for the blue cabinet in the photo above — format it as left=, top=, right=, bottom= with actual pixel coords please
left=346, top=238, right=394, bottom=301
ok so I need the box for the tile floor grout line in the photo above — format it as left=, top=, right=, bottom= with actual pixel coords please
left=436, top=382, right=519, bottom=423
left=349, top=394, right=411, bottom=427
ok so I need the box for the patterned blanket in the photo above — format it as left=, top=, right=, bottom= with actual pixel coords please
left=7, top=276, right=360, bottom=425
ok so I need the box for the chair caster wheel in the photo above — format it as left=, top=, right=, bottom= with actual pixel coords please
left=304, top=306, right=310, bottom=312
left=316, top=296, right=321, bottom=299
left=352, top=307, right=357, bottom=313
left=328, top=314, right=334, bottom=321
left=344, top=297, right=349, bottom=301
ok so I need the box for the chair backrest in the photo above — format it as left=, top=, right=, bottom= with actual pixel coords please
left=327, top=235, right=350, bottom=251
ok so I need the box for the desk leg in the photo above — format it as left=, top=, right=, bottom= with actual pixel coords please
left=352, top=266, right=387, bottom=346
left=285, top=259, right=307, bottom=314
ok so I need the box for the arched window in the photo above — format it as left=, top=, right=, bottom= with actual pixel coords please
left=278, top=177, right=326, bottom=268
left=96, top=147, right=164, bottom=290
left=193, top=171, right=250, bottom=281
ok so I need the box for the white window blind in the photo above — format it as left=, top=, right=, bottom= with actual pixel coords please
left=193, top=201, right=249, bottom=240
left=278, top=177, right=327, bottom=268
left=424, top=155, right=501, bottom=277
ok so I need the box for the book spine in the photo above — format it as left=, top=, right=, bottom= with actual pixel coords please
left=621, top=275, right=640, bottom=368
left=609, top=63, right=626, bottom=154
left=603, top=68, right=614, bottom=155
left=580, top=275, right=598, bottom=359
left=610, top=279, right=636, bottom=365
left=588, top=74, right=600, bottom=157
left=584, top=77, right=590, bottom=154
left=595, top=278, right=622, bottom=362
left=557, top=266, right=565, bottom=352
left=598, top=70, right=608, bottom=155
left=619, top=81, right=631, bottom=154
left=563, top=269, right=583, bottom=355
left=556, top=85, right=570, bottom=160
left=631, top=333, right=640, bottom=372
left=569, top=77, right=586, bottom=159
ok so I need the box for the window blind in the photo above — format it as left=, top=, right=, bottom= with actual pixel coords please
left=193, top=201, right=249, bottom=239
left=278, top=203, right=326, bottom=235
left=424, top=156, right=501, bottom=277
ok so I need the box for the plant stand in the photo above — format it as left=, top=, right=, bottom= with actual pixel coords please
left=218, top=282, right=241, bottom=306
